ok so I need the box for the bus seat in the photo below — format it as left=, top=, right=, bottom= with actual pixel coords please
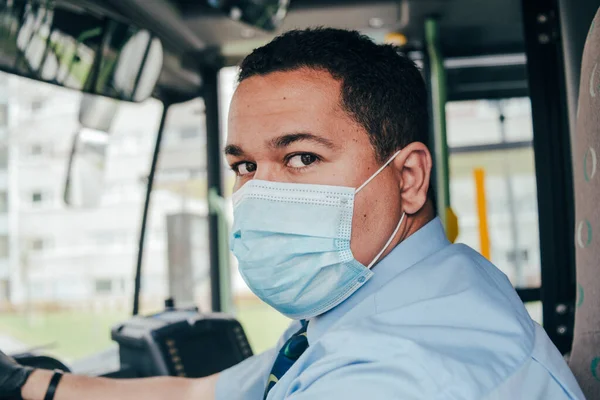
left=569, top=5, right=600, bottom=397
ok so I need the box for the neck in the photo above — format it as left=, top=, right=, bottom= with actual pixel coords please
left=405, top=201, right=436, bottom=238
left=375, top=200, right=436, bottom=265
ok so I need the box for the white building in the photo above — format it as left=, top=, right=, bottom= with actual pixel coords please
left=0, top=73, right=213, bottom=313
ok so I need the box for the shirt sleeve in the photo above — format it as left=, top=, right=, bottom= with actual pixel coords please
left=215, top=320, right=302, bottom=400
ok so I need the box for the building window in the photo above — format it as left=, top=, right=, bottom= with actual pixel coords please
left=31, top=239, right=43, bottom=251
left=29, top=238, right=51, bottom=252
left=0, top=147, right=7, bottom=169
left=30, top=144, right=43, bottom=156
left=95, top=279, right=112, bottom=294
left=32, top=192, right=43, bottom=204
left=31, top=99, right=44, bottom=112
left=0, top=104, right=8, bottom=127
left=0, top=279, right=9, bottom=301
left=0, top=192, right=7, bottom=213
left=29, top=191, right=52, bottom=208
left=0, top=236, right=9, bottom=258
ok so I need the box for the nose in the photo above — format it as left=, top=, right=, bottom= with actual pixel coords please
left=253, top=163, right=280, bottom=182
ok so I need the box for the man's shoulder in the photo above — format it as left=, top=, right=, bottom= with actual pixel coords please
left=309, top=243, right=537, bottom=396
left=372, top=242, right=534, bottom=330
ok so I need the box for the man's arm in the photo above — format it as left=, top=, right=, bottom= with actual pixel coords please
left=21, top=369, right=218, bottom=400
left=0, top=349, right=217, bottom=400
left=4, top=320, right=299, bottom=400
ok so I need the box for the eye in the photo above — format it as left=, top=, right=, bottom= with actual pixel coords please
left=287, top=154, right=318, bottom=168
left=234, top=162, right=257, bottom=176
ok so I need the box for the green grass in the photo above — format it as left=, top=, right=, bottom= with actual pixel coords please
left=0, top=311, right=126, bottom=362
left=0, top=298, right=290, bottom=363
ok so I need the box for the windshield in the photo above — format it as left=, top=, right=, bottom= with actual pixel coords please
left=0, top=72, right=163, bottom=363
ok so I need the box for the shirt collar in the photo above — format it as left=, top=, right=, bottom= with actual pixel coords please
left=307, top=216, right=450, bottom=344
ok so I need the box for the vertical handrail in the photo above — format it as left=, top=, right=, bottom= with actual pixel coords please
left=425, top=17, right=457, bottom=241
left=202, top=63, right=227, bottom=312
left=474, top=168, right=490, bottom=259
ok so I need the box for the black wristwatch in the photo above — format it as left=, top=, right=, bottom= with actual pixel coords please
left=43, top=370, right=64, bottom=400
left=10, top=366, right=33, bottom=400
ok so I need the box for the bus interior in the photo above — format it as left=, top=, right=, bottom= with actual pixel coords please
left=0, top=0, right=599, bottom=397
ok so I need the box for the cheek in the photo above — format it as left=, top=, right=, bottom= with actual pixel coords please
left=349, top=177, right=402, bottom=263
left=352, top=190, right=388, bottom=232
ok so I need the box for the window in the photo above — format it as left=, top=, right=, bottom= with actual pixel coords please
left=31, top=192, right=43, bottom=204
left=29, top=238, right=52, bottom=252
left=31, top=239, right=44, bottom=251
left=94, top=279, right=113, bottom=294
left=0, top=147, right=7, bottom=169
left=0, top=104, right=8, bottom=127
left=0, top=279, right=9, bottom=302
left=0, top=236, right=9, bottom=258
left=0, top=192, right=7, bottom=213
left=140, top=98, right=211, bottom=316
left=31, top=99, right=44, bottom=112
left=447, top=98, right=542, bottom=323
left=30, top=144, right=43, bottom=156
left=29, top=190, right=54, bottom=207
left=0, top=73, right=163, bottom=362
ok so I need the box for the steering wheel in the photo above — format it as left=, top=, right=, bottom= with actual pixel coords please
left=12, top=354, right=71, bottom=373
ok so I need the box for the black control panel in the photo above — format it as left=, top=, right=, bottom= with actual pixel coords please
left=111, top=309, right=252, bottom=378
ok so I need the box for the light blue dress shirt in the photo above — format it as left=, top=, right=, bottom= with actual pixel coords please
left=216, top=217, right=584, bottom=399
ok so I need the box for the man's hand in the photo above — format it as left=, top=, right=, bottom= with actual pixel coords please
left=0, top=349, right=34, bottom=398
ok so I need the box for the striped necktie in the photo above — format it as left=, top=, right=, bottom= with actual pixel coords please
left=263, top=320, right=309, bottom=399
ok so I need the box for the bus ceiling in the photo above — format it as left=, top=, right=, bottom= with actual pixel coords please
left=1, top=0, right=594, bottom=112
left=0, top=0, right=534, bottom=106
left=52, top=0, right=531, bottom=104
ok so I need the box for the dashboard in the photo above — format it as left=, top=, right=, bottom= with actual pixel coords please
left=14, top=308, right=252, bottom=380
left=111, top=309, right=252, bottom=378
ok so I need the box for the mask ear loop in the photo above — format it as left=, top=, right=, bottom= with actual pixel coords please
left=356, top=150, right=403, bottom=194
left=367, top=212, right=405, bottom=269
left=354, top=149, right=405, bottom=269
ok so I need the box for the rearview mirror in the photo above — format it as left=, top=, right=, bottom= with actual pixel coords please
left=0, top=0, right=163, bottom=102
left=64, top=127, right=109, bottom=208
left=207, top=0, right=290, bottom=31
left=64, top=94, right=119, bottom=208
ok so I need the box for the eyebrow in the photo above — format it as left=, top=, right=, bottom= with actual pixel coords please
left=224, top=144, right=245, bottom=157
left=224, top=132, right=337, bottom=157
left=268, top=133, right=337, bottom=150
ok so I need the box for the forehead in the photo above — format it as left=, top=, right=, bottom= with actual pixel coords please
left=226, top=69, right=355, bottom=145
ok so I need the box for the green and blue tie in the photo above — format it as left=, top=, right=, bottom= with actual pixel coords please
left=263, top=320, right=309, bottom=399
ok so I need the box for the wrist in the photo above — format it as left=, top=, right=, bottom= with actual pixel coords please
left=21, top=369, right=52, bottom=400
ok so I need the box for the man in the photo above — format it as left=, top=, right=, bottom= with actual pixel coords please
left=0, top=28, right=584, bottom=399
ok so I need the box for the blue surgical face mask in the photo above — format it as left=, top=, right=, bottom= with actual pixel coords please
left=230, top=150, right=406, bottom=320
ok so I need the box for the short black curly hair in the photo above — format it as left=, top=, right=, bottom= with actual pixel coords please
left=238, top=27, right=430, bottom=165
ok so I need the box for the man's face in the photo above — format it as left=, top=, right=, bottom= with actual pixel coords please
left=225, top=68, right=428, bottom=265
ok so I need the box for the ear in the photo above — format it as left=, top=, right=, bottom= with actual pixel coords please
left=393, top=142, right=432, bottom=215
